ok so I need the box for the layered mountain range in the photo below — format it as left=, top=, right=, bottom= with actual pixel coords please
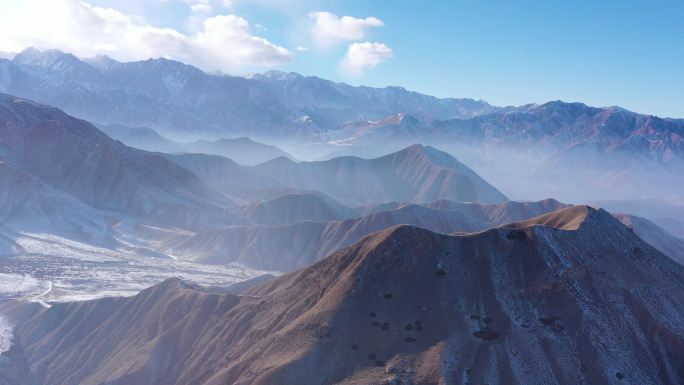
left=2, top=48, right=681, bottom=206
left=1, top=92, right=682, bottom=274
left=4, top=207, right=683, bottom=385
left=169, top=197, right=684, bottom=271
left=1, top=48, right=683, bottom=385
left=0, top=93, right=507, bottom=233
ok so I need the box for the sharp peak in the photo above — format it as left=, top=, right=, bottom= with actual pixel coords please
left=14, top=47, right=81, bottom=63
left=397, top=143, right=433, bottom=153
left=391, top=143, right=458, bottom=162
left=17, top=47, right=63, bottom=56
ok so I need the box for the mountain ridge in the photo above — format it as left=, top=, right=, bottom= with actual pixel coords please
left=7, top=205, right=684, bottom=385
left=0, top=48, right=498, bottom=137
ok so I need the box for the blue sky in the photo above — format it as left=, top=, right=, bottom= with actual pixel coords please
left=1, top=0, right=683, bottom=117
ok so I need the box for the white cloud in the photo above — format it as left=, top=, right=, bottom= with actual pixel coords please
left=296, top=46, right=309, bottom=52
left=0, top=0, right=291, bottom=71
left=190, top=3, right=212, bottom=14
left=309, top=11, right=383, bottom=49
left=340, top=42, right=393, bottom=76
left=183, top=0, right=234, bottom=14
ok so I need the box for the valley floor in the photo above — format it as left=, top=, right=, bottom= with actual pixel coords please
left=0, top=231, right=264, bottom=304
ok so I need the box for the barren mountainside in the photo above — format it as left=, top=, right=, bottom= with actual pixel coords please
left=170, top=199, right=570, bottom=270
left=6, top=206, right=684, bottom=385
left=169, top=198, right=684, bottom=272
left=0, top=93, right=236, bottom=230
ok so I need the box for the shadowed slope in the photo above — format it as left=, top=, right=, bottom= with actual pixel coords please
left=0, top=93, right=235, bottom=230
left=614, top=213, right=684, bottom=265
left=169, top=199, right=569, bottom=270
left=231, top=192, right=357, bottom=226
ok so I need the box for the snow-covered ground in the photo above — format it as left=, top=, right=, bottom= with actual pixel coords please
left=0, top=316, right=11, bottom=354
left=0, top=229, right=268, bottom=305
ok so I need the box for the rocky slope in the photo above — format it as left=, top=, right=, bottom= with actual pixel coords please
left=7, top=206, right=684, bottom=385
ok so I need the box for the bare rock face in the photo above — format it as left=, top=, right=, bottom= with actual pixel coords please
left=9, top=206, right=684, bottom=385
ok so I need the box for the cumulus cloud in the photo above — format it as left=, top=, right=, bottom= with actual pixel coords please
left=309, top=11, right=383, bottom=49
left=340, top=42, right=393, bottom=76
left=0, top=0, right=291, bottom=71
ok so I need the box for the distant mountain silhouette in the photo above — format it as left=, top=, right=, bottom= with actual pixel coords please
left=250, top=144, right=508, bottom=205
left=1, top=48, right=496, bottom=137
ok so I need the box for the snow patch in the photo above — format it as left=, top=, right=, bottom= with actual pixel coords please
left=0, top=316, right=11, bottom=354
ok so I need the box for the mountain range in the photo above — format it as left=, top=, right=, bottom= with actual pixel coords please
left=0, top=48, right=496, bottom=138
left=2, top=92, right=681, bottom=272
left=1, top=47, right=684, bottom=385
left=169, top=197, right=684, bottom=271
left=2, top=48, right=681, bottom=207
left=4, top=206, right=683, bottom=385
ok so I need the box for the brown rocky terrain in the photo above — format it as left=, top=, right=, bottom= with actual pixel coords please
left=6, top=206, right=684, bottom=385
